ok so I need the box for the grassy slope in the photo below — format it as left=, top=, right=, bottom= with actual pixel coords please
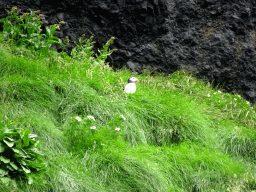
left=0, top=35, right=256, bottom=192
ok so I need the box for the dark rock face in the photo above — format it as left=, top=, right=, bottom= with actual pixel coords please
left=1, top=0, right=256, bottom=104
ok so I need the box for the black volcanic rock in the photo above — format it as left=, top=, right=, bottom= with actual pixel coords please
left=1, top=0, right=256, bottom=104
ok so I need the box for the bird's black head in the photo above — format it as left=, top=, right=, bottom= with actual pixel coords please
left=128, top=77, right=139, bottom=83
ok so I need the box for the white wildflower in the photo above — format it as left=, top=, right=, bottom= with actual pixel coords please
left=217, top=90, right=221, bottom=93
left=207, top=94, right=211, bottom=97
left=75, top=116, right=82, bottom=122
left=90, top=126, right=96, bottom=130
left=234, top=98, right=237, bottom=101
left=120, top=115, right=126, bottom=120
left=115, top=127, right=120, bottom=131
left=87, top=115, right=95, bottom=121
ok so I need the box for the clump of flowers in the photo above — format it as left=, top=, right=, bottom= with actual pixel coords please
left=59, top=21, right=65, bottom=25
left=120, top=115, right=126, bottom=120
left=214, top=90, right=222, bottom=95
left=7, top=6, right=20, bottom=16
left=53, top=24, right=60, bottom=30
left=36, top=14, right=44, bottom=21
left=87, top=115, right=95, bottom=121
left=65, top=36, right=70, bottom=43
left=75, top=116, right=82, bottom=122
left=115, top=127, right=120, bottom=131
left=90, top=126, right=96, bottom=130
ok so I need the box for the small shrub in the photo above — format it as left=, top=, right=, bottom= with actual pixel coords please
left=71, top=35, right=95, bottom=61
left=96, top=36, right=116, bottom=63
left=0, top=119, right=45, bottom=184
left=70, top=35, right=116, bottom=69
left=0, top=7, right=63, bottom=53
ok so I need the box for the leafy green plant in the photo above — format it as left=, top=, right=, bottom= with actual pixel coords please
left=0, top=119, right=45, bottom=184
left=0, top=6, right=63, bottom=52
left=71, top=35, right=95, bottom=61
left=96, top=36, right=117, bottom=66
left=70, top=35, right=116, bottom=68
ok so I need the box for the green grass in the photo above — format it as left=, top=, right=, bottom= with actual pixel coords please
left=0, top=33, right=256, bottom=192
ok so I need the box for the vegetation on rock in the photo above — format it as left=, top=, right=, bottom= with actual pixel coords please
left=0, top=7, right=255, bottom=192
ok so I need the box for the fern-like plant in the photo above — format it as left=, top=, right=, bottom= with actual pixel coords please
left=0, top=119, right=45, bottom=185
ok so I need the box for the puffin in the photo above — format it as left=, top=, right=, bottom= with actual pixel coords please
left=123, top=77, right=140, bottom=93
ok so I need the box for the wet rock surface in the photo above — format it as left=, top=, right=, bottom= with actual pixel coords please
left=0, top=0, right=256, bottom=104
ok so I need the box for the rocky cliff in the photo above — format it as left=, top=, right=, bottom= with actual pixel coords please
left=1, top=0, right=256, bottom=104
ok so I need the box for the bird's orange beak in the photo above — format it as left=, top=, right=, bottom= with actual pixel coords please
left=135, top=80, right=140, bottom=83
